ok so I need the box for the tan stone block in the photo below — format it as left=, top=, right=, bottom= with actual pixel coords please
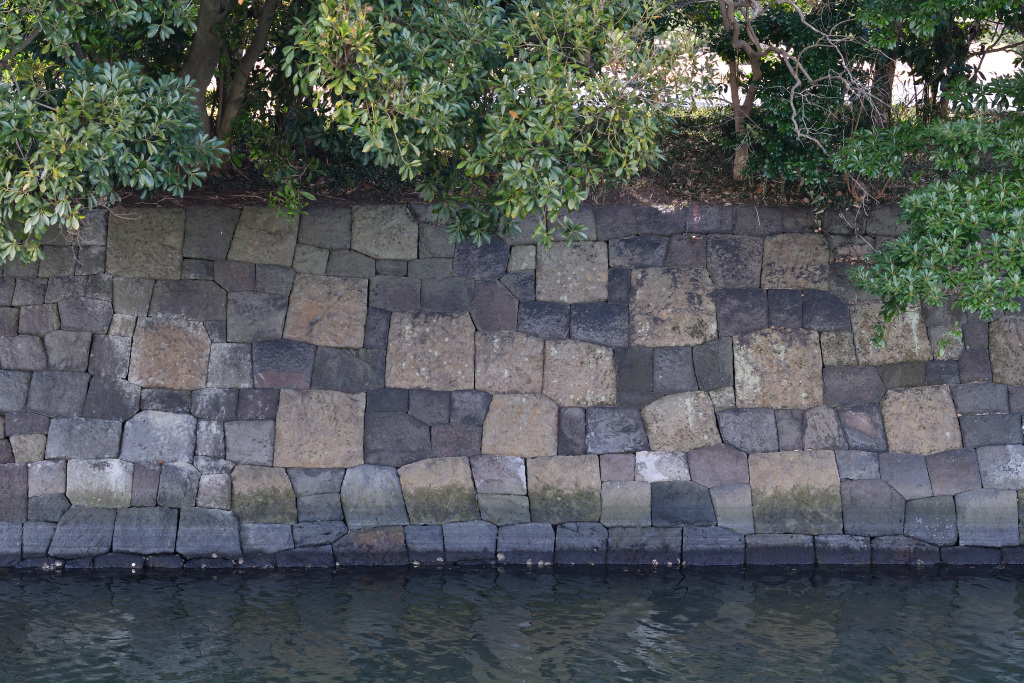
left=641, top=392, right=720, bottom=452
left=11, top=434, right=45, bottom=463
left=106, top=208, right=184, bottom=279
left=283, top=274, right=367, bottom=348
left=508, top=245, right=536, bottom=271
left=128, top=318, right=211, bottom=390
left=881, top=386, right=962, bottom=455
left=760, top=234, right=828, bottom=289
left=351, top=205, right=419, bottom=260
left=748, top=450, right=842, bottom=534
left=398, top=457, right=479, bottom=524
left=850, top=303, right=932, bottom=365
left=227, top=207, right=299, bottom=266
left=482, top=394, right=558, bottom=458
left=535, top=241, right=608, bottom=304
left=542, top=340, right=615, bottom=407
left=734, top=328, right=823, bottom=409
left=475, top=332, right=544, bottom=394
left=630, top=267, right=717, bottom=346
left=274, top=389, right=365, bottom=468
left=385, top=312, right=475, bottom=390
left=231, top=465, right=296, bottom=523
left=527, top=455, right=602, bottom=524
left=820, top=331, right=857, bottom=366
left=990, top=317, right=1024, bottom=385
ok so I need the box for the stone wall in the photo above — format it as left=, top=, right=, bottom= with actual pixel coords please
left=1, top=203, right=1023, bottom=570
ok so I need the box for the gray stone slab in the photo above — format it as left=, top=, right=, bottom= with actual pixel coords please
left=176, top=507, right=242, bottom=559
left=443, top=520, right=497, bottom=564
left=879, top=453, right=932, bottom=500
left=253, top=340, right=315, bottom=390
left=224, top=420, right=275, bottom=466
left=195, top=420, right=224, bottom=458
left=363, top=413, right=431, bottom=468
left=904, top=496, right=958, bottom=546
left=823, top=366, right=886, bottom=409
left=333, top=526, right=408, bottom=565
left=555, top=522, right=607, bottom=565
left=0, top=463, right=27, bottom=522
left=226, top=292, right=288, bottom=343
left=478, top=494, right=531, bottom=526
left=839, top=404, right=888, bottom=452
left=27, top=494, right=70, bottom=523
left=961, top=414, right=1022, bottom=448
left=26, top=372, right=90, bottom=417
left=287, top=468, right=345, bottom=497
left=871, top=536, right=939, bottom=565
left=45, top=418, right=121, bottom=460
left=297, top=493, right=344, bottom=522
left=240, top=523, right=294, bottom=555
left=21, top=521, right=55, bottom=558
left=184, top=206, right=239, bottom=260
left=405, top=524, right=444, bottom=564
left=340, top=465, right=409, bottom=529
left=606, top=527, right=681, bottom=566
left=601, top=481, right=651, bottom=527
left=745, top=534, right=815, bottom=565
left=82, top=377, right=141, bottom=422
left=926, top=449, right=982, bottom=496
left=49, top=506, right=116, bottom=558
left=717, top=409, right=778, bottom=453
left=156, top=462, right=200, bottom=508
left=120, top=411, right=197, bottom=463
left=88, top=335, right=131, bottom=378
left=496, top=523, right=554, bottom=565
left=836, top=450, right=879, bottom=480
left=682, top=526, right=745, bottom=566
left=586, top=407, right=649, bottom=454
left=956, top=488, right=1018, bottom=547
left=293, top=521, right=349, bottom=547
left=0, top=371, right=30, bottom=412
left=814, top=535, right=872, bottom=565
left=112, top=507, right=178, bottom=554
left=841, top=479, right=905, bottom=537
left=693, top=338, right=733, bottom=391
left=651, top=481, right=716, bottom=527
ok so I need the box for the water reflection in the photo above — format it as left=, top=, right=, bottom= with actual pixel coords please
left=2, top=568, right=1024, bottom=682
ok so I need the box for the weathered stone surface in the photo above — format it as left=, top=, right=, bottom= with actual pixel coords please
left=149, top=280, right=225, bottom=322
left=120, top=411, right=196, bottom=463
left=748, top=450, right=842, bottom=534
left=478, top=494, right=531, bottom=526
left=197, top=473, right=231, bottom=509
left=128, top=318, right=211, bottom=390
left=482, top=394, right=558, bottom=458
left=607, top=268, right=629, bottom=304
left=310, top=347, right=384, bottom=393
left=601, top=481, right=651, bottom=527
left=88, top=335, right=131, bottom=379
left=237, top=388, right=279, bottom=421
left=542, top=340, right=616, bottom=407
left=989, top=317, right=1024, bottom=385
left=820, top=331, right=857, bottom=366
left=871, top=536, right=940, bottom=565
left=453, top=240, right=509, bottom=279
left=351, top=205, right=418, bottom=260
left=0, top=373, right=29, bottom=413
left=517, top=301, right=570, bottom=339
left=734, top=329, right=823, bottom=409
left=714, top=288, right=768, bottom=336
left=0, top=463, right=27, bottom=522
left=802, top=406, right=847, bottom=451
left=139, top=389, right=190, bottom=414
left=839, top=404, right=888, bottom=453
left=176, top=507, right=242, bottom=559
left=28, top=460, right=64, bottom=498
left=27, top=494, right=69, bottom=523
left=881, top=386, right=962, bottom=455
left=961, top=414, right=1022, bottom=449
left=706, top=235, right=763, bottom=288
left=650, top=347, right=696, bottom=395
left=191, top=388, right=237, bottom=422
left=49, top=506, right=115, bottom=558
left=711, top=483, right=755, bottom=534
left=429, top=423, right=480, bottom=458
left=555, top=522, right=607, bottom=564
left=112, top=507, right=177, bottom=554
left=399, top=457, right=478, bottom=524
left=443, top=520, right=497, bottom=564
left=43, top=331, right=91, bottom=371
left=879, top=452, right=933, bottom=500
left=281, top=275, right=367, bottom=349
left=814, top=534, right=872, bottom=565
left=957, top=488, right=1018, bottom=547
left=687, top=444, right=748, bottom=488
left=227, top=208, right=298, bottom=266
left=851, top=303, right=931, bottom=365
left=274, top=389, right=364, bottom=468
left=252, top=340, right=314, bottom=389
left=651, top=480, right=716, bottom=527
left=213, top=260, right=255, bottom=292
left=500, top=271, right=534, bottom=302
left=21, top=521, right=55, bottom=559
left=683, top=526, right=745, bottom=566
left=206, top=343, right=253, bottom=389
left=183, top=206, right=238, bottom=260
left=746, top=534, right=815, bottom=565
left=497, top=523, right=555, bottom=564
left=606, top=527, right=681, bottom=566
left=298, top=206, right=351, bottom=250
left=586, top=407, right=649, bottom=454
left=340, top=465, right=408, bottom=528
left=717, top=409, right=778, bottom=453
left=634, top=451, right=689, bottom=482
left=18, top=304, right=59, bottom=336
left=841, top=479, right=904, bottom=537
left=385, top=312, right=474, bottom=390
left=609, top=236, right=667, bottom=269
left=642, top=392, right=720, bottom=452
left=877, top=361, right=927, bottom=389
left=630, top=267, right=716, bottom=346
left=926, top=450, right=981, bottom=496
left=225, top=420, right=275, bottom=466
left=333, top=526, right=408, bottom=565
left=599, top=453, right=635, bottom=482
left=508, top=245, right=536, bottom=271
left=570, top=302, right=629, bottom=348
left=904, top=496, right=958, bottom=546
left=10, top=433, right=45, bottom=463
left=292, top=521, right=348, bottom=547
left=536, top=242, right=608, bottom=304
left=154, top=462, right=199, bottom=508
left=760, top=234, right=828, bottom=289
left=802, top=290, right=850, bottom=331
left=370, top=275, right=420, bottom=312
left=292, top=245, right=328, bottom=275
left=952, top=383, right=1008, bottom=415
left=474, top=331, right=544, bottom=394
left=527, top=455, right=601, bottom=524
left=231, top=465, right=296, bottom=524
left=45, top=418, right=120, bottom=460
left=0, top=336, right=46, bottom=372
left=420, top=277, right=473, bottom=314
left=822, top=366, right=886, bottom=409
left=470, top=455, right=526, bottom=495
left=226, top=292, right=288, bottom=343
left=362, top=412, right=430, bottom=467
left=958, top=349, right=993, bottom=382
left=240, top=523, right=294, bottom=555
left=25, top=371, right=89, bottom=417
left=106, top=209, right=184, bottom=279
left=976, top=445, right=1024, bottom=489
left=469, top=281, right=517, bottom=331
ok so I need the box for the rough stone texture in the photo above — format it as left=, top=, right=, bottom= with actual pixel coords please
left=989, top=317, right=1024, bottom=385
left=45, top=418, right=120, bottom=460
left=535, top=242, right=608, bottom=304
left=482, top=394, right=558, bottom=458
left=542, top=340, right=616, bottom=407
left=0, top=463, right=28, bottom=522
left=651, top=481, right=716, bottom=527
left=227, top=292, right=288, bottom=343
left=48, top=506, right=116, bottom=558
left=474, top=332, right=544, bottom=394
left=478, top=494, right=531, bottom=526
left=688, top=444, right=748, bottom=488
left=470, top=455, right=526, bottom=495
left=404, top=524, right=444, bottom=564
left=976, top=445, right=1024, bottom=489
left=601, top=481, right=651, bottom=527
left=881, top=386, right=962, bottom=455
left=11, top=433, right=45, bottom=463
left=642, top=392, right=720, bottom=452
left=555, top=522, right=607, bottom=565
left=176, top=507, right=242, bottom=559
left=399, top=457, right=478, bottom=524
left=600, top=453, right=635, bottom=482
left=453, top=240, right=509, bottom=279
left=905, top=496, right=958, bottom=546
left=710, top=484, right=755, bottom=535
left=225, top=420, right=275, bottom=466
left=839, top=405, right=888, bottom=453
left=802, top=406, right=848, bottom=451
left=26, top=371, right=90, bottom=417
left=630, top=267, right=717, bottom=346
left=748, top=450, right=842, bottom=534
left=274, top=389, right=365, bottom=468
left=497, top=523, right=555, bottom=565
left=231, top=465, right=296, bottom=524
left=822, top=366, right=886, bottom=409
left=851, top=304, right=932, bottom=365
left=734, top=329, right=823, bottom=409
left=106, top=209, right=184, bottom=279
left=333, top=526, right=408, bottom=566
left=527, top=455, right=601, bottom=524
left=606, top=527, right=681, bottom=566
left=879, top=453, right=933, bottom=500
left=871, top=536, right=940, bottom=566
left=129, top=318, right=211, bottom=390
left=341, top=465, right=409, bottom=529
left=385, top=312, right=475, bottom=390
left=706, top=236, right=763, bottom=288
left=821, top=331, right=858, bottom=366
left=586, top=408, right=649, bottom=454
left=760, top=234, right=828, bottom=289
left=745, top=534, right=815, bottom=565
left=351, top=205, right=418, bottom=260
left=684, top=526, right=745, bottom=566
left=956, top=488, right=1019, bottom=547
left=253, top=340, right=315, bottom=389
left=443, top=521, right=497, bottom=564
left=284, top=275, right=367, bottom=348
left=841, top=479, right=904, bottom=537
left=634, top=451, right=690, bottom=482
left=112, top=507, right=177, bottom=554
left=926, top=450, right=982, bottom=496
left=717, top=409, right=778, bottom=453
left=226, top=208, right=298, bottom=266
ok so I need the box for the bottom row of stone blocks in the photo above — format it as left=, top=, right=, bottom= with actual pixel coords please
left=3, top=509, right=1023, bottom=570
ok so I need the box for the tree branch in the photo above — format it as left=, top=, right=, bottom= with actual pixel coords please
left=215, top=0, right=283, bottom=141
left=0, top=26, right=42, bottom=74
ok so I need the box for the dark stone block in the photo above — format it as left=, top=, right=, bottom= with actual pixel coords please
left=775, top=410, right=803, bottom=451
left=18, top=304, right=60, bottom=336
left=926, top=449, right=981, bottom=496
left=157, top=463, right=200, bottom=508
left=288, top=469, right=345, bottom=496
left=26, top=372, right=90, bottom=417
left=237, top=388, right=279, bottom=420
left=688, top=205, right=735, bottom=234
left=959, top=349, right=993, bottom=382
left=82, top=377, right=141, bottom=422
left=0, top=279, right=13, bottom=306
left=366, top=388, right=409, bottom=413
left=500, top=271, right=535, bottom=302
left=682, top=526, right=745, bottom=566
left=734, top=206, right=783, bottom=236
left=717, top=409, right=778, bottom=453
left=615, top=391, right=659, bottom=409
left=311, top=348, right=385, bottom=393
left=0, top=336, right=46, bottom=371
left=558, top=407, right=586, bottom=455
left=693, top=337, right=733, bottom=391
left=38, top=246, right=75, bottom=277
left=963, top=321, right=989, bottom=350
left=471, top=281, right=518, bottom=331
left=801, top=290, right=850, bottom=331
left=184, top=206, right=238, bottom=260
left=370, top=276, right=420, bottom=313
left=27, top=494, right=70, bottom=522
left=409, top=390, right=450, bottom=426
left=176, top=507, right=242, bottom=559
left=293, top=521, right=348, bottom=546
left=453, top=240, right=509, bottom=279
left=594, top=206, right=637, bottom=240
left=606, top=527, right=681, bottom=565
left=745, top=534, right=815, bottom=565
left=518, top=301, right=570, bottom=339
left=431, top=424, right=481, bottom=458
left=191, top=388, right=238, bottom=421
left=252, top=340, right=315, bottom=390
left=636, top=206, right=687, bottom=236
left=49, top=506, right=116, bottom=559
left=420, top=277, right=474, bottom=313
left=226, top=292, right=288, bottom=342
left=376, top=260, right=407, bottom=276
left=960, top=414, right=1022, bottom=448
left=615, top=348, right=653, bottom=394
left=0, top=371, right=30, bottom=412
left=823, top=366, right=886, bottom=409
left=952, top=382, right=1008, bottom=414
left=841, top=479, right=905, bottom=536
left=213, top=260, right=256, bottom=292
left=21, top=521, right=55, bottom=558
left=497, top=523, right=555, bottom=564
left=88, top=335, right=131, bottom=378
left=205, top=320, right=226, bottom=343
left=113, top=507, right=178, bottom=555
left=904, top=496, right=957, bottom=546
left=364, top=413, right=431, bottom=467
left=183, top=558, right=235, bottom=570
left=839, top=404, right=888, bottom=452
left=325, top=250, right=375, bottom=279
left=141, top=389, right=191, bottom=413
left=408, top=258, right=451, bottom=279
left=767, top=289, right=802, bottom=328
left=715, top=289, right=768, bottom=336
left=802, top=406, right=848, bottom=451
left=13, top=279, right=46, bottom=306
left=926, top=360, right=960, bottom=385
left=871, top=536, right=940, bottom=565
left=4, top=411, right=48, bottom=436
left=941, top=546, right=1002, bottom=565
left=665, top=234, right=706, bottom=268
left=879, top=452, right=932, bottom=500
left=609, top=236, right=668, bottom=268
left=276, top=545, right=335, bottom=568
left=451, top=391, right=491, bottom=425
left=85, top=274, right=113, bottom=302
left=43, top=331, right=91, bottom=371
left=652, top=347, right=697, bottom=394
left=555, top=522, right=607, bottom=565
left=586, top=407, right=649, bottom=454
left=443, top=520, right=497, bottom=564
left=570, top=303, right=628, bottom=348
left=607, top=268, right=630, bottom=305
left=149, top=281, right=225, bottom=321
left=363, top=308, right=391, bottom=349
left=651, top=481, right=716, bottom=527
left=0, top=463, right=27, bottom=522
left=814, top=535, right=871, bottom=565
left=686, top=444, right=752, bottom=487
left=405, top=524, right=444, bottom=564
left=0, top=308, right=18, bottom=336
left=146, top=554, right=185, bottom=570
left=254, top=264, right=295, bottom=295
left=878, top=361, right=927, bottom=388
left=1003, top=547, right=1024, bottom=565
left=706, top=235, right=763, bottom=288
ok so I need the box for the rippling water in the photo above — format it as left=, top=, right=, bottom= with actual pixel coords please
left=2, top=567, right=1024, bottom=681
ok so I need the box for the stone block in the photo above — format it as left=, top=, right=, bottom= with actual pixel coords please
left=48, top=506, right=115, bottom=558
left=517, top=301, right=570, bottom=339
left=952, top=383, right=1008, bottom=415
left=500, top=271, right=535, bottom=302
left=43, top=330, right=91, bottom=371
left=293, top=245, right=328, bottom=275
left=719, top=288, right=773, bottom=343
left=600, top=453, right=635, bottom=482
left=630, top=267, right=716, bottom=346
left=140, top=389, right=191, bottom=413
left=451, top=390, right=491, bottom=425
left=870, top=536, right=940, bottom=565
left=155, top=462, right=200, bottom=508
left=370, top=275, right=420, bottom=312
left=665, top=234, right=706, bottom=268
left=746, top=534, right=815, bottom=565
left=310, top=347, right=384, bottom=393
left=851, top=303, right=931, bottom=365
left=497, top=523, right=554, bottom=565
left=120, top=411, right=196, bottom=463
left=836, top=450, right=879, bottom=480
left=652, top=347, right=697, bottom=394
left=586, top=407, right=649, bottom=454
left=205, top=343, right=253, bottom=389
left=274, top=545, right=333, bottom=568
left=478, top=494, right=531, bottom=526
left=226, top=292, right=288, bottom=343
left=749, top=450, right=842, bottom=534
left=113, top=278, right=157, bottom=317
left=717, top=409, right=778, bottom=453
left=926, top=450, right=981, bottom=496
left=26, top=371, right=90, bottom=417
left=364, top=412, right=430, bottom=467
left=841, top=479, right=904, bottom=537
left=297, top=206, right=351, bottom=250
left=88, top=335, right=131, bottom=379
left=469, top=281, right=517, bottom=331
left=271, top=389, right=364, bottom=468
left=961, top=414, right=1022, bottom=448
left=190, top=388, right=237, bottom=422
left=149, top=280, right=225, bottom=322
left=292, top=521, right=348, bottom=547
left=814, top=535, right=871, bottom=565
left=881, top=386, right=962, bottom=454
left=21, top=521, right=55, bottom=558
left=688, top=444, right=748, bottom=487
left=774, top=409, right=802, bottom=451
left=239, top=523, right=293, bottom=555
left=404, top=524, right=444, bottom=564
left=213, top=259, right=256, bottom=292
left=956, top=488, right=1018, bottom=547
left=44, top=418, right=120, bottom=460
left=106, top=208, right=184, bottom=279
left=482, top=394, right=558, bottom=458
left=877, top=361, right=927, bottom=389
left=385, top=312, right=475, bottom=390
left=507, top=245, right=536, bottom=272
left=600, top=481, right=651, bottom=527
left=326, top=250, right=376, bottom=279
left=27, top=494, right=69, bottom=522
left=333, top=526, right=409, bottom=565
left=470, top=455, right=526, bottom=495
left=236, top=388, right=278, bottom=421
left=527, top=455, right=601, bottom=524
left=642, top=392, right=719, bottom=452
left=28, top=460, right=65, bottom=497
left=634, top=451, right=689, bottom=482
left=802, top=290, right=850, bottom=331
left=557, top=406, right=586, bottom=455
left=111, top=507, right=177, bottom=555
left=802, top=406, right=847, bottom=451
left=5, top=410, right=47, bottom=435
left=606, top=527, right=681, bottom=566
left=820, top=331, right=858, bottom=366
left=11, top=434, right=45, bottom=463
left=0, top=463, right=27, bottom=522
left=607, top=268, right=629, bottom=305
left=977, top=445, right=1024, bottom=489
left=734, top=329, right=823, bottom=409
left=340, top=465, right=408, bottom=528
left=990, top=317, right=1024, bottom=384
left=108, top=314, right=136, bottom=337
left=197, top=473, right=232, bottom=509
left=282, top=274, right=367, bottom=349
left=0, top=336, right=46, bottom=371
left=767, top=289, right=802, bottom=328
left=534, top=242, right=608, bottom=304
left=839, top=404, right=888, bottom=453
left=18, top=304, right=59, bottom=336
left=879, top=452, right=932, bottom=500
left=542, top=340, right=616, bottom=407
left=706, top=235, right=763, bottom=288
left=651, top=480, right=715, bottom=527
left=128, top=463, right=160, bottom=507
left=129, top=318, right=211, bottom=390
left=941, top=545, right=1002, bottom=565
left=230, top=465, right=295, bottom=524
left=398, top=457, right=478, bottom=524
left=365, top=388, right=409, bottom=413
left=176, top=507, right=242, bottom=559
left=183, top=206, right=238, bottom=260
left=226, top=207, right=298, bottom=266
left=608, top=236, right=666, bottom=269
left=682, top=526, right=745, bottom=566
left=904, top=496, right=957, bottom=546
left=474, top=331, right=544, bottom=394
left=253, top=339, right=315, bottom=389
left=351, top=205, right=418, bottom=260
left=452, top=240, right=509, bottom=279
left=224, top=420, right=274, bottom=466
left=959, top=349, right=993, bottom=382
left=711, top=483, right=755, bottom=534
left=443, top=520, right=497, bottom=564
left=0, top=307, right=17, bottom=337
left=570, top=302, right=628, bottom=348
left=554, top=522, right=607, bottom=565
left=420, top=277, right=473, bottom=314
left=822, top=366, right=885, bottom=409
left=760, top=234, right=828, bottom=289
left=594, top=206, right=637, bottom=240
left=635, top=205, right=688, bottom=236
left=430, top=423, right=481, bottom=458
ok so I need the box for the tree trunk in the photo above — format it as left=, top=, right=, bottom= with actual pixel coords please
left=215, top=0, right=283, bottom=142
left=870, top=54, right=896, bottom=128
left=181, top=0, right=234, bottom=135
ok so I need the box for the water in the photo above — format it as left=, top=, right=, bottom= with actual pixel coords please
left=2, top=567, right=1024, bottom=682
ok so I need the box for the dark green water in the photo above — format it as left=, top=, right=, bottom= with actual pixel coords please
left=2, top=568, right=1024, bottom=682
